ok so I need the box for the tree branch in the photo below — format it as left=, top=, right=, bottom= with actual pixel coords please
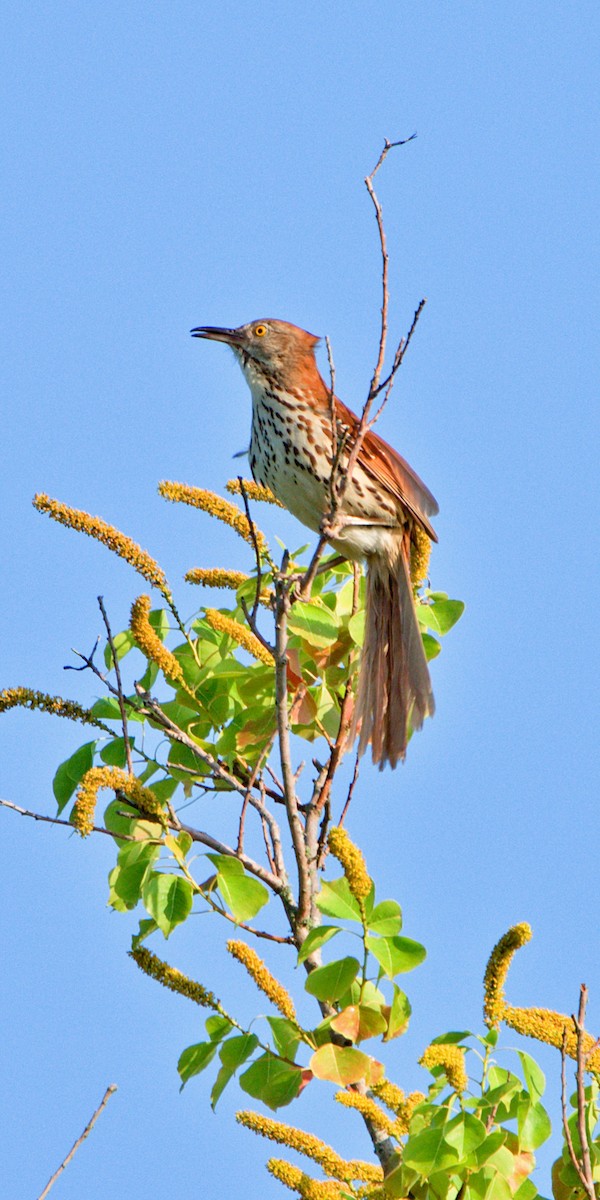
left=97, top=595, right=134, bottom=775
left=37, top=1084, right=117, bottom=1200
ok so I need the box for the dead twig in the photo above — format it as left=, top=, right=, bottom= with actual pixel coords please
left=37, top=1084, right=117, bottom=1200
left=274, top=553, right=311, bottom=932
left=0, top=797, right=137, bottom=842
left=561, top=987, right=597, bottom=1200
left=98, top=595, right=134, bottom=775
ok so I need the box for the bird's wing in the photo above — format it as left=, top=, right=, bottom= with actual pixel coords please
left=335, top=399, right=439, bottom=542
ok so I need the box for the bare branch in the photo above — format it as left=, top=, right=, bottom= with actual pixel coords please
left=274, top=555, right=311, bottom=932
left=574, top=985, right=596, bottom=1200
left=37, top=1084, right=117, bottom=1200
left=0, top=797, right=137, bottom=842
left=98, top=595, right=134, bottom=775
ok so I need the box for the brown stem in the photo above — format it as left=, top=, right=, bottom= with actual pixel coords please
left=274, top=555, right=311, bottom=933
left=97, top=595, right=134, bottom=775
left=37, top=1084, right=117, bottom=1200
left=0, top=797, right=137, bottom=841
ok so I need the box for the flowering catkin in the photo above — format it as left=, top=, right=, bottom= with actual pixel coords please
left=227, top=940, right=296, bottom=1020
left=503, top=1005, right=600, bottom=1074
left=327, top=826, right=371, bottom=901
left=267, top=1160, right=345, bottom=1200
left=205, top=609, right=274, bottom=666
left=33, top=493, right=169, bottom=594
left=419, top=1044, right=468, bottom=1094
left=130, top=595, right=186, bottom=687
left=483, top=923, right=532, bottom=1027
left=0, top=687, right=109, bottom=730
left=226, top=478, right=284, bottom=507
left=158, top=480, right=266, bottom=553
left=73, top=766, right=164, bottom=837
left=236, top=1112, right=382, bottom=1184
left=130, top=946, right=221, bottom=1011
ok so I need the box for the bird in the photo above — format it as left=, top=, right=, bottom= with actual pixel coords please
left=191, top=318, right=438, bottom=768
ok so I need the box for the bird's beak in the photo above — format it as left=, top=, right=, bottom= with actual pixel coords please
left=190, top=325, right=243, bottom=344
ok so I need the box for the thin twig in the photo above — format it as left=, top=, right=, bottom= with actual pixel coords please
left=274, top=554, right=311, bottom=932
left=338, top=752, right=361, bottom=828
left=0, top=797, right=137, bottom=842
left=574, top=986, right=596, bottom=1200
left=37, top=1084, right=117, bottom=1200
left=98, top=595, right=134, bottom=775
left=238, top=475, right=266, bottom=626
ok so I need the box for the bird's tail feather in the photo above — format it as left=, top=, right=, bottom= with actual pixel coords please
left=354, top=551, right=434, bottom=768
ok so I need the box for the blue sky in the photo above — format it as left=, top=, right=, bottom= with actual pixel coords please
left=1, top=3, right=599, bottom=1197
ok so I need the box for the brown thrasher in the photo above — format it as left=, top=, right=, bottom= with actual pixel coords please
left=191, top=318, right=438, bottom=768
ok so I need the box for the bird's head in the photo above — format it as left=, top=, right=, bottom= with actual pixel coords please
left=191, top=319, right=321, bottom=379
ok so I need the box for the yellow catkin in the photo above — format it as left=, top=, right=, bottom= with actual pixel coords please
left=410, top=526, right=432, bottom=589
left=483, top=923, right=532, bottom=1028
left=227, top=940, right=296, bottom=1021
left=129, top=947, right=220, bottom=1010
left=130, top=595, right=186, bottom=688
left=33, top=493, right=169, bottom=595
left=205, top=609, right=274, bottom=666
left=371, top=1084, right=425, bottom=1136
left=371, top=1081, right=405, bottom=1115
left=334, top=1092, right=396, bottom=1139
left=267, top=1159, right=345, bottom=1200
left=158, top=480, right=267, bottom=553
left=185, top=568, right=274, bottom=608
left=0, top=687, right=109, bottom=730
left=226, top=478, right=284, bottom=507
left=419, top=1044, right=468, bottom=1094
left=503, top=1006, right=600, bottom=1074
left=185, top=568, right=250, bottom=590
left=73, top=766, right=164, bottom=838
left=236, top=1112, right=382, bottom=1184
left=327, top=827, right=371, bottom=902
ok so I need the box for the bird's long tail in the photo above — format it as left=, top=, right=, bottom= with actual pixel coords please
left=354, top=548, right=434, bottom=768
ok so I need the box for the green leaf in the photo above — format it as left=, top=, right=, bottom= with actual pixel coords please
left=104, top=629, right=135, bottom=669
left=366, top=934, right=426, bottom=978
left=99, top=737, right=129, bottom=768
left=108, top=841, right=160, bottom=912
left=347, top=610, right=366, bottom=646
left=142, top=873, right=193, bottom=937
left=267, top=1017, right=301, bottom=1062
left=288, top=601, right=339, bottom=647
left=517, top=1099, right=551, bottom=1151
left=310, top=1044, right=382, bottom=1086
left=304, top=957, right=360, bottom=1002
left=464, top=1168, right=512, bottom=1200
left=53, top=741, right=96, bottom=814
left=91, top=696, right=146, bottom=724
left=444, top=1112, right=488, bottom=1160
left=239, top=1053, right=303, bottom=1110
left=131, top=917, right=159, bottom=950
left=297, top=925, right=342, bottom=964
left=207, top=854, right=269, bottom=922
left=205, top=1015, right=233, bottom=1042
left=367, top=900, right=402, bottom=936
left=422, top=632, right=442, bottom=661
left=211, top=1033, right=259, bottom=1109
left=384, top=985, right=412, bottom=1040
left=103, top=799, right=163, bottom=843
left=430, top=1030, right=473, bottom=1045
left=517, top=1051, right=546, bottom=1102
left=178, top=1040, right=218, bottom=1087
left=430, top=598, right=465, bottom=634
left=316, top=877, right=362, bottom=922
left=473, top=1131, right=507, bottom=1167
left=403, top=1126, right=460, bottom=1174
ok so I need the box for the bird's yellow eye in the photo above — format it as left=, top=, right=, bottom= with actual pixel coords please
left=254, top=324, right=267, bottom=337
